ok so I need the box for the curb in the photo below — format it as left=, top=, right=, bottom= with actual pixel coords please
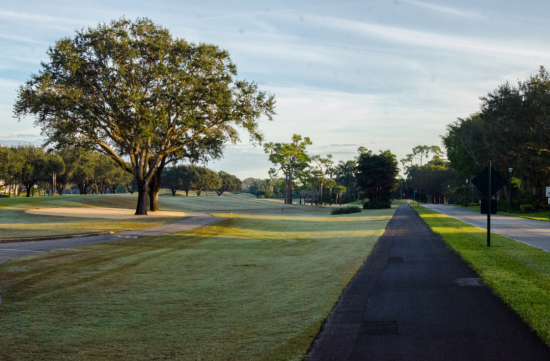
left=0, top=231, right=115, bottom=243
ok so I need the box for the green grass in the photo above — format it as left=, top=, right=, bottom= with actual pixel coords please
left=0, top=195, right=177, bottom=239
left=0, top=200, right=395, bottom=360
left=0, top=193, right=311, bottom=239
left=414, top=205, right=550, bottom=346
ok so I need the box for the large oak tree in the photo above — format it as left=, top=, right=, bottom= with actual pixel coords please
left=14, top=18, right=275, bottom=214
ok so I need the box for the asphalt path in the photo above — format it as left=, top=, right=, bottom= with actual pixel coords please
left=424, top=204, right=550, bottom=252
left=0, top=216, right=226, bottom=265
left=308, top=205, right=550, bottom=361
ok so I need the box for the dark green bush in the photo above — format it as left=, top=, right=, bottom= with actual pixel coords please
left=497, top=199, right=509, bottom=212
left=331, top=206, right=361, bottom=215
left=363, top=200, right=391, bottom=209
left=256, top=190, right=274, bottom=198
left=520, top=204, right=535, bottom=213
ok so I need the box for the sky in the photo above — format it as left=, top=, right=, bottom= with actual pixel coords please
left=1, top=0, right=550, bottom=179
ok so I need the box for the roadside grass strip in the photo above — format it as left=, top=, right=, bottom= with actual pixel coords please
left=0, top=207, right=395, bottom=360
left=451, top=204, right=550, bottom=223
left=414, top=206, right=550, bottom=347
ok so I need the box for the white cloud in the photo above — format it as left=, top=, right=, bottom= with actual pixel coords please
left=400, top=0, right=481, bottom=19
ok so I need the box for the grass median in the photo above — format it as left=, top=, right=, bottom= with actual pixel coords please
left=414, top=205, right=550, bottom=346
left=0, top=205, right=395, bottom=360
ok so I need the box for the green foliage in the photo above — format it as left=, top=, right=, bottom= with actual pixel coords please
left=256, top=190, right=274, bottom=198
left=161, top=165, right=188, bottom=196
left=216, top=171, right=242, bottom=196
left=497, top=199, right=509, bottom=212
left=331, top=206, right=361, bottom=215
left=189, top=166, right=221, bottom=196
left=264, top=134, right=311, bottom=204
left=356, top=150, right=399, bottom=203
left=363, top=200, right=392, bottom=209
left=520, top=204, right=536, bottom=213
left=14, top=18, right=275, bottom=214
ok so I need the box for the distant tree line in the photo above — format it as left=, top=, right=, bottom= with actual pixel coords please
left=0, top=145, right=132, bottom=197
left=161, top=165, right=241, bottom=196
left=259, top=134, right=399, bottom=208
left=402, top=66, right=550, bottom=211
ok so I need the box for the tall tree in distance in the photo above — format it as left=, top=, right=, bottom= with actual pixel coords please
left=264, top=134, right=311, bottom=204
left=356, top=150, right=399, bottom=208
left=14, top=18, right=276, bottom=215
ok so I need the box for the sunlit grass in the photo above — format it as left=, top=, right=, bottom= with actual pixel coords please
left=211, top=212, right=391, bottom=222
left=0, top=204, right=396, bottom=360
left=414, top=205, right=550, bottom=346
left=0, top=193, right=312, bottom=239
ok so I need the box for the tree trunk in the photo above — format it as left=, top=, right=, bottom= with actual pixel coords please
left=135, top=180, right=149, bottom=215
left=185, top=189, right=189, bottom=196
left=286, top=172, right=293, bottom=204
left=329, top=187, right=333, bottom=205
left=320, top=184, right=324, bottom=206
left=171, top=188, right=177, bottom=196
left=25, top=182, right=32, bottom=197
left=148, top=171, right=161, bottom=212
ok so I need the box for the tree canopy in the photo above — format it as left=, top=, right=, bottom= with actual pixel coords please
left=356, top=150, right=399, bottom=207
left=264, top=134, right=311, bottom=204
left=14, top=18, right=275, bottom=214
left=216, top=171, right=242, bottom=196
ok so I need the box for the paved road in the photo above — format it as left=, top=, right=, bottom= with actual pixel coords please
left=424, top=204, right=550, bottom=252
left=308, top=205, right=550, bottom=361
left=0, top=216, right=226, bottom=265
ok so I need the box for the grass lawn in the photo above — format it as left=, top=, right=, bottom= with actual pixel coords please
left=414, top=205, right=550, bottom=347
left=0, top=195, right=178, bottom=239
left=0, top=196, right=395, bottom=360
left=0, top=193, right=307, bottom=239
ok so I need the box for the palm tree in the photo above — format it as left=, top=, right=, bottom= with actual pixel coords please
left=336, top=160, right=356, bottom=200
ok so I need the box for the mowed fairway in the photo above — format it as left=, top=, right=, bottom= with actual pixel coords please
left=0, top=193, right=290, bottom=239
left=0, top=194, right=395, bottom=360
left=0, top=195, right=178, bottom=239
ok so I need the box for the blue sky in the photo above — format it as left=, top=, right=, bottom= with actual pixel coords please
left=1, top=0, right=549, bottom=178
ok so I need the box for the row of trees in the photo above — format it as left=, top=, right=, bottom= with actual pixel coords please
left=261, top=134, right=399, bottom=206
left=161, top=165, right=241, bottom=196
left=402, top=66, right=550, bottom=210
left=0, top=145, right=133, bottom=197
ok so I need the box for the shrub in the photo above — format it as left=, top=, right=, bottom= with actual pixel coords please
left=469, top=203, right=480, bottom=207
left=497, top=199, right=509, bottom=212
left=363, top=199, right=391, bottom=209
left=331, top=206, right=361, bottom=215
left=520, top=204, right=535, bottom=213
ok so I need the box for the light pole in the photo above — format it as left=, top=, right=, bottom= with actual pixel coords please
left=465, top=179, right=469, bottom=207
left=447, top=185, right=450, bottom=204
left=508, top=168, right=513, bottom=214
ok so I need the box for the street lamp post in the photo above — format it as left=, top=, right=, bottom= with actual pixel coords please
left=508, top=168, right=513, bottom=214
left=465, top=179, right=469, bottom=207
left=447, top=185, right=450, bottom=204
